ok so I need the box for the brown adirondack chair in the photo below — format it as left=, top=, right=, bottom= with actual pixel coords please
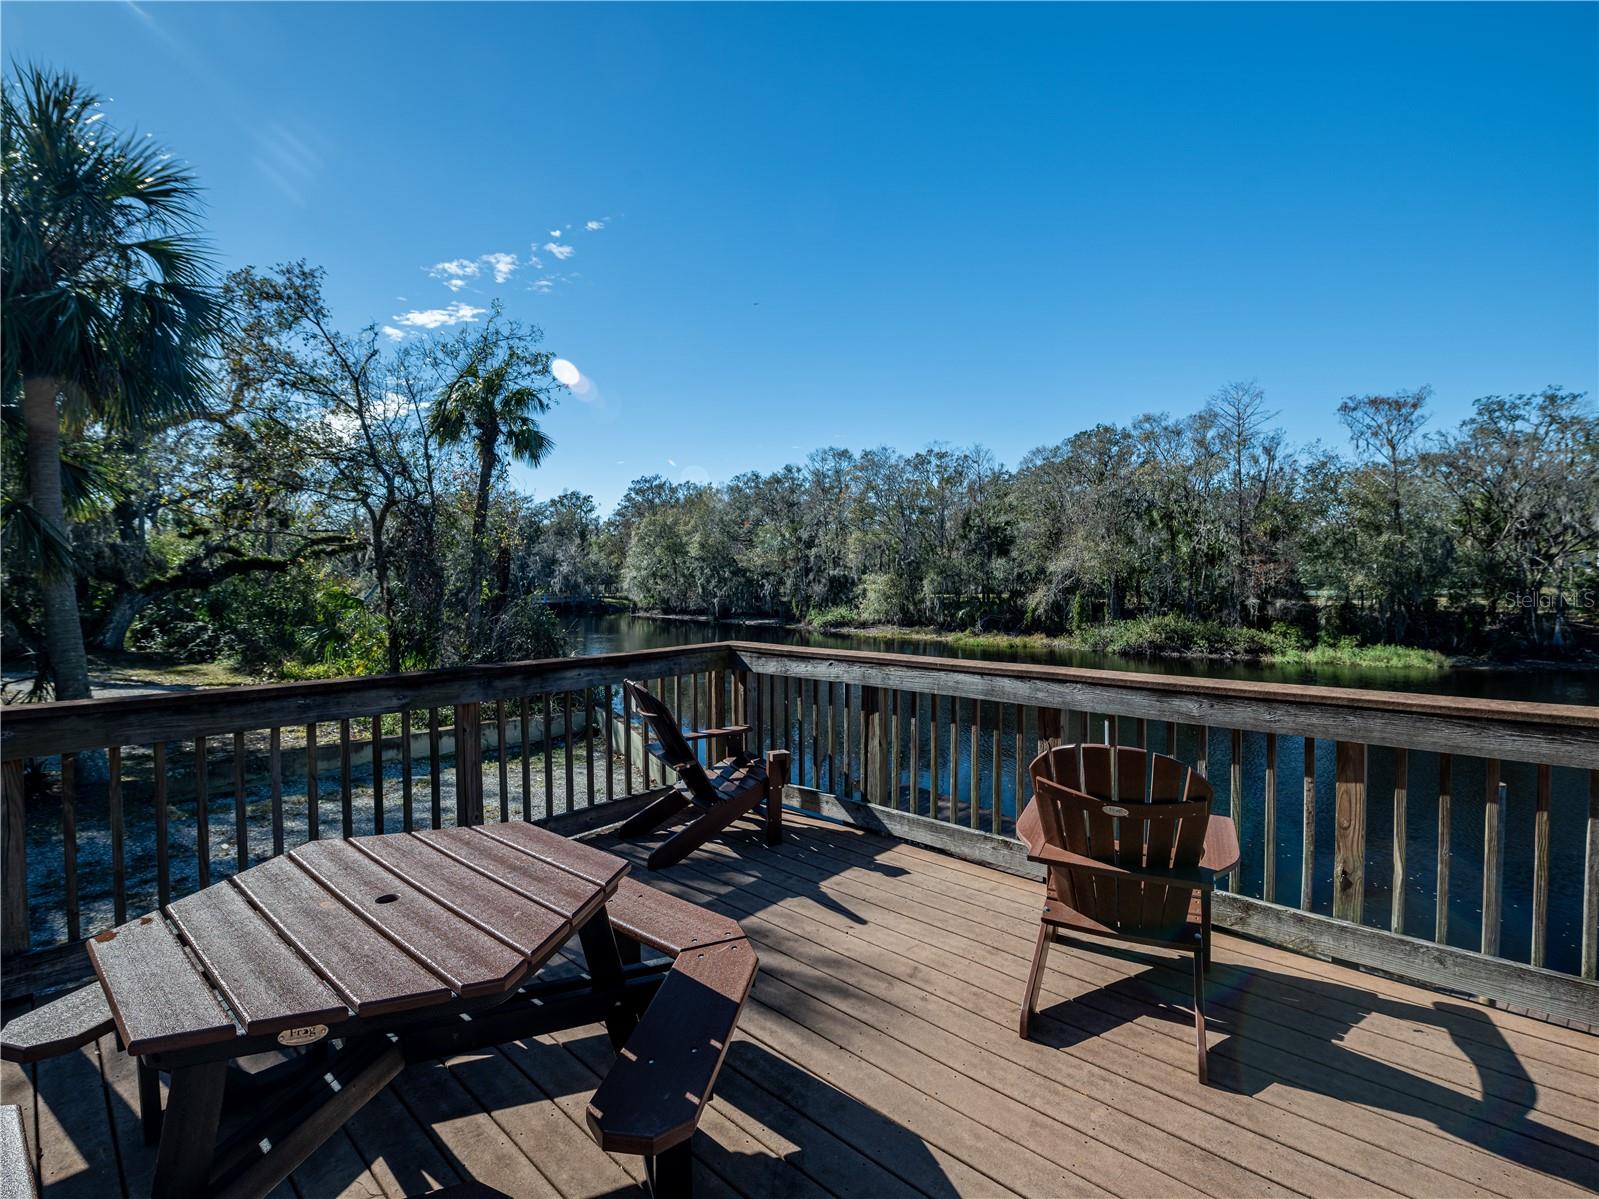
left=1016, top=743, right=1239, bottom=1083
left=616, top=678, right=790, bottom=870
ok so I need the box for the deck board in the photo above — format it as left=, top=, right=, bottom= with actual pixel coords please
left=4, top=813, right=1596, bottom=1199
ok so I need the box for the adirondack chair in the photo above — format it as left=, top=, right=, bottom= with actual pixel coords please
left=616, top=678, right=790, bottom=870
left=1016, top=743, right=1239, bottom=1083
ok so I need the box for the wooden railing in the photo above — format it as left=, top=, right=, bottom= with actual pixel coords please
left=4, top=641, right=1596, bottom=1023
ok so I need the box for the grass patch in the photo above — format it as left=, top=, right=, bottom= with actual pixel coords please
left=935, top=616, right=1447, bottom=669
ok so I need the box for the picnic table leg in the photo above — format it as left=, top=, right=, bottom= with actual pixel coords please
left=152, top=1059, right=227, bottom=1198
left=579, top=905, right=639, bottom=1050
left=138, top=1060, right=163, bottom=1145
left=647, top=1140, right=693, bottom=1198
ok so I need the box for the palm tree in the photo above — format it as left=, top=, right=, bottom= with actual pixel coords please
left=2, top=66, right=222, bottom=698
left=427, top=318, right=558, bottom=657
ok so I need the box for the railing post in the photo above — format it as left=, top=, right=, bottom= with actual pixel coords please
left=1481, top=767, right=1503, bottom=957
left=1332, top=741, right=1366, bottom=924
left=456, top=702, right=483, bottom=826
left=2, top=760, right=28, bottom=955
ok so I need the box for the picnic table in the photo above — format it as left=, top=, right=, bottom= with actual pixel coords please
left=85, top=824, right=651, bottom=1198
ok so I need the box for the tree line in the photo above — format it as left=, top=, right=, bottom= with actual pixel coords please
left=4, top=67, right=1595, bottom=699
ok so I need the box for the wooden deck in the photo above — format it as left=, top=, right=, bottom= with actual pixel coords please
left=4, top=812, right=1597, bottom=1199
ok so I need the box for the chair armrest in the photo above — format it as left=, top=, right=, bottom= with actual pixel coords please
left=1027, top=842, right=1214, bottom=890
left=1202, top=815, right=1240, bottom=874
left=682, top=725, right=751, bottom=742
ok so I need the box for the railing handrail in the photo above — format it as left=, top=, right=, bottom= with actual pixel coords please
left=727, top=642, right=1599, bottom=769
left=0, top=644, right=737, bottom=760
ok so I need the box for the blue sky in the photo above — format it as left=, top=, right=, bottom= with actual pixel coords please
left=7, top=2, right=1596, bottom=510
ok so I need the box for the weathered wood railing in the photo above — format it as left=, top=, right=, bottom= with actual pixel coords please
left=726, top=643, right=1599, bottom=1024
left=0, top=644, right=738, bottom=965
left=3, top=640, right=1596, bottom=1023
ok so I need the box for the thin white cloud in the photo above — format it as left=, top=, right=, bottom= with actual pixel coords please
left=481, top=251, right=518, bottom=283
left=585, top=219, right=606, bottom=231
left=548, top=229, right=562, bottom=237
left=392, top=302, right=487, bottom=330
left=530, top=278, right=555, bottom=293
left=544, top=241, right=575, bottom=261
left=428, top=258, right=480, bottom=292
left=381, top=325, right=407, bottom=342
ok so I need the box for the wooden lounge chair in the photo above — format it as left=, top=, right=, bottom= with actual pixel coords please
left=616, top=679, right=790, bottom=870
left=1016, top=743, right=1239, bottom=1083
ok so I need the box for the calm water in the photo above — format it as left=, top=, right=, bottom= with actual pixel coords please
left=573, top=615, right=1598, bottom=975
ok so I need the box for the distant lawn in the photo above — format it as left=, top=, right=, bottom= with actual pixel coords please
left=886, top=615, right=1448, bottom=670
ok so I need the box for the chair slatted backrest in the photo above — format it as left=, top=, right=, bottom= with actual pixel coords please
left=1029, top=744, right=1213, bottom=937
left=623, top=679, right=718, bottom=806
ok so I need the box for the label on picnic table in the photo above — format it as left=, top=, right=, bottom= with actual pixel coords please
left=277, top=1025, right=329, bottom=1046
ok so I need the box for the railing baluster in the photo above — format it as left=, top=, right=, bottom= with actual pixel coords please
left=109, top=746, right=126, bottom=926
left=1531, top=764, right=1551, bottom=968
left=969, top=700, right=981, bottom=829
left=455, top=702, right=483, bottom=826
left=790, top=675, right=802, bottom=781
left=1014, top=703, right=1026, bottom=817
left=563, top=692, right=576, bottom=813
left=1300, top=736, right=1315, bottom=911
left=909, top=692, right=922, bottom=815
left=521, top=698, right=533, bottom=819
left=940, top=693, right=953, bottom=818
left=154, top=741, right=170, bottom=904
left=1263, top=732, right=1277, bottom=904
left=195, top=736, right=210, bottom=886
left=544, top=691, right=558, bottom=812
left=372, top=715, right=385, bottom=835
left=497, top=701, right=510, bottom=821
left=1, top=761, right=27, bottom=954
left=1584, top=769, right=1598, bottom=979
left=428, top=708, right=442, bottom=829
left=810, top=679, right=821, bottom=789
left=1436, top=753, right=1452, bottom=942
left=339, top=718, right=353, bottom=836
left=1391, top=748, right=1408, bottom=935
left=1229, top=728, right=1243, bottom=890
left=585, top=689, right=597, bottom=807
left=233, top=730, right=248, bottom=872
left=891, top=689, right=903, bottom=811
left=605, top=685, right=616, bottom=805
left=1481, top=764, right=1503, bottom=957
left=400, top=711, right=413, bottom=832
left=622, top=686, right=636, bottom=795
left=991, top=702, right=1003, bottom=834
left=1332, top=741, right=1366, bottom=923
left=929, top=694, right=941, bottom=819
left=270, top=727, right=285, bottom=854
left=62, top=752, right=79, bottom=939
left=841, top=683, right=852, bottom=799
left=825, top=681, right=837, bottom=792
left=1195, top=725, right=1209, bottom=780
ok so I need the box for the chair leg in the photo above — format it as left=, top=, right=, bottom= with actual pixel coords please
left=1192, top=947, right=1208, bottom=1085
left=647, top=795, right=757, bottom=869
left=1018, top=921, right=1052, bottom=1039
left=764, top=750, right=789, bottom=846
left=647, top=1139, right=693, bottom=1198
left=616, top=790, right=690, bottom=839
left=1201, top=890, right=1212, bottom=973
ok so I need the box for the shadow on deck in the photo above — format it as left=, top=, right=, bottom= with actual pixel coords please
left=4, top=812, right=1597, bottom=1198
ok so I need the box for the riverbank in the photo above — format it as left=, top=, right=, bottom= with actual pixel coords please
left=635, top=610, right=1453, bottom=670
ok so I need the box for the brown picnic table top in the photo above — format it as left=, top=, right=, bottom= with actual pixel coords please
left=83, top=823, right=639, bottom=1199
left=88, top=823, right=627, bottom=1058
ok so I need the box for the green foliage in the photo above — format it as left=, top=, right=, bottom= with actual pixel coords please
left=804, top=604, right=862, bottom=630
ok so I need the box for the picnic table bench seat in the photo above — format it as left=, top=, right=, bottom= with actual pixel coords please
left=586, top=878, right=757, bottom=1196
left=0, top=984, right=115, bottom=1063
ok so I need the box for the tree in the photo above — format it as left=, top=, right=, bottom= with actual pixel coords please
left=1337, top=388, right=1449, bottom=641
left=427, top=311, right=560, bottom=658
left=2, top=66, right=223, bottom=697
